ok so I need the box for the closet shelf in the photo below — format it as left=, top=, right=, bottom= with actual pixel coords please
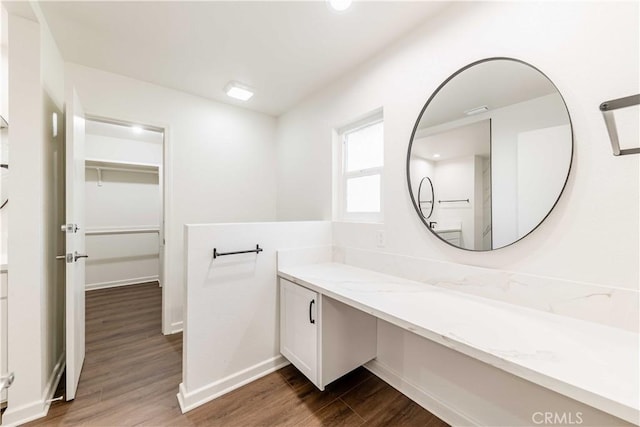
left=85, top=158, right=159, bottom=174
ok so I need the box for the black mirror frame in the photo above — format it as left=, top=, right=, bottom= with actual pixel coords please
left=406, top=57, right=574, bottom=251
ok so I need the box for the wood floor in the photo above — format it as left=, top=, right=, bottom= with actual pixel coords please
left=27, top=282, right=449, bottom=427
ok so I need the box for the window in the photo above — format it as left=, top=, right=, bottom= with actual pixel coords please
left=339, top=114, right=383, bottom=221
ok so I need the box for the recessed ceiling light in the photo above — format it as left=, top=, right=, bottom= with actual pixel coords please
left=433, top=154, right=441, bottom=158
left=328, top=0, right=352, bottom=12
left=132, top=125, right=143, bottom=134
left=464, top=105, right=489, bottom=116
left=225, top=82, right=254, bottom=101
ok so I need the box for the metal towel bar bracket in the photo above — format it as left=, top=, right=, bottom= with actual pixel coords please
left=438, top=199, right=469, bottom=203
left=213, top=244, right=263, bottom=259
left=600, top=94, right=640, bottom=156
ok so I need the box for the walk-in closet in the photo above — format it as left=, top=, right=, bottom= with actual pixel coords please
left=84, top=119, right=163, bottom=291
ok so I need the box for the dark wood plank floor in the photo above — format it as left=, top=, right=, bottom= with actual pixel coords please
left=27, top=282, right=448, bottom=426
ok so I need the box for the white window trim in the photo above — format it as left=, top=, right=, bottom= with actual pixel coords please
left=337, top=113, right=384, bottom=223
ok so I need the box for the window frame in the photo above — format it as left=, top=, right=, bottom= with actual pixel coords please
left=338, top=114, right=384, bottom=222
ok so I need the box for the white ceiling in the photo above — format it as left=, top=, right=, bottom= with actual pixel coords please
left=40, top=1, right=450, bottom=116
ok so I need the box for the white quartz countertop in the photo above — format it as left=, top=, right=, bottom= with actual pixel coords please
left=278, top=263, right=639, bottom=424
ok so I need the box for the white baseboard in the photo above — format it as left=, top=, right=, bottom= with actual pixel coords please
left=1, top=352, right=65, bottom=427
left=85, top=276, right=159, bottom=291
left=1, top=399, right=47, bottom=427
left=365, top=359, right=481, bottom=427
left=177, top=355, right=289, bottom=413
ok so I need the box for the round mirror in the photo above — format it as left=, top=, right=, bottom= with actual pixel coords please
left=417, top=177, right=434, bottom=219
left=407, top=58, right=572, bottom=251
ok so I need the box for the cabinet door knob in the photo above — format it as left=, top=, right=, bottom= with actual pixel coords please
left=309, top=299, right=315, bottom=324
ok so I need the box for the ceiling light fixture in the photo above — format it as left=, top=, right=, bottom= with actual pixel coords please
left=328, top=0, right=352, bottom=12
left=132, top=125, right=143, bottom=134
left=464, top=105, right=489, bottom=116
left=433, top=154, right=441, bottom=158
left=225, top=82, right=254, bottom=101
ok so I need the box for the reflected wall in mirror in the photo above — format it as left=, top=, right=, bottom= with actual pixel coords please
left=407, top=58, right=572, bottom=251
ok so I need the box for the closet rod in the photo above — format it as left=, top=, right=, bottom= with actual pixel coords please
left=86, top=227, right=160, bottom=236
left=86, top=166, right=158, bottom=174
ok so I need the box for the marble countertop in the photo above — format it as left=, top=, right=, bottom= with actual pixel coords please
left=278, top=262, right=639, bottom=424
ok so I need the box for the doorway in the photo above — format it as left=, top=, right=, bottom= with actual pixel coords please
left=83, top=118, right=165, bottom=295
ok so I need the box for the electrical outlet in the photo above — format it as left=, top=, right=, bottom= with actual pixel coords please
left=376, top=230, right=386, bottom=248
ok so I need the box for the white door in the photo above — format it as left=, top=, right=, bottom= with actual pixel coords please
left=280, top=279, right=318, bottom=385
left=64, top=89, right=87, bottom=401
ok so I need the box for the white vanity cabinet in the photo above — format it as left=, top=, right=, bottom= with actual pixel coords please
left=279, top=277, right=377, bottom=390
left=280, top=277, right=319, bottom=384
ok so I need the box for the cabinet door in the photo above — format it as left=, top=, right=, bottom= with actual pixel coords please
left=280, top=279, right=318, bottom=385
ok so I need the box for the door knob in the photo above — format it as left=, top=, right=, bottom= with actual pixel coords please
left=74, top=251, right=88, bottom=262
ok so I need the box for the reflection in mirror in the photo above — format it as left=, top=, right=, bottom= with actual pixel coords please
left=417, top=176, right=434, bottom=219
left=0, top=164, right=7, bottom=209
left=407, top=58, right=572, bottom=251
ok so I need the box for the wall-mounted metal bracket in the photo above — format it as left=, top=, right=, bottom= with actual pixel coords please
left=600, top=94, right=640, bottom=156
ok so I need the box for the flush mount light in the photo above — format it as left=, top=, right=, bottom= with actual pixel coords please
left=328, top=0, right=352, bottom=12
left=464, top=105, right=489, bottom=116
left=131, top=125, right=143, bottom=134
left=433, top=154, right=441, bottom=158
left=225, top=82, right=254, bottom=101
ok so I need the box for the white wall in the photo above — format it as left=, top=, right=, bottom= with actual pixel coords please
left=490, top=93, right=571, bottom=247
left=275, top=2, right=638, bottom=426
left=0, top=6, right=7, bottom=270
left=276, top=0, right=639, bottom=293
left=408, top=156, right=435, bottom=222
left=84, top=169, right=160, bottom=289
left=2, top=2, right=66, bottom=424
left=84, top=125, right=162, bottom=289
left=179, top=221, right=331, bottom=412
left=516, top=124, right=572, bottom=238
left=85, top=134, right=162, bottom=165
left=433, top=156, right=475, bottom=248
left=66, top=63, right=278, bottom=333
